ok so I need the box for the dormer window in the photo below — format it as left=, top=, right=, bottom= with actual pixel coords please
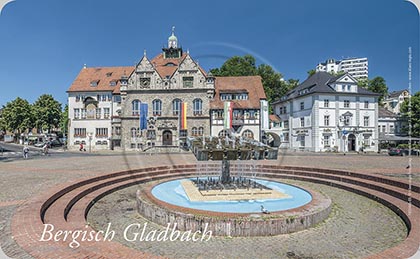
left=90, top=80, right=99, bottom=87
left=164, top=62, right=176, bottom=67
left=106, top=72, right=113, bottom=77
left=109, top=80, right=117, bottom=86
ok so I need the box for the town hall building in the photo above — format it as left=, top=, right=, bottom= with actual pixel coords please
left=67, top=29, right=268, bottom=151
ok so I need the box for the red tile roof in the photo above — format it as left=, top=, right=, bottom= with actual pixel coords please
left=67, top=67, right=134, bottom=94
left=269, top=114, right=281, bottom=123
left=150, top=53, right=187, bottom=78
left=150, top=53, right=207, bottom=78
left=210, top=76, right=266, bottom=109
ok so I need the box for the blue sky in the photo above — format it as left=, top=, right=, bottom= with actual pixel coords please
left=0, top=0, right=419, bottom=107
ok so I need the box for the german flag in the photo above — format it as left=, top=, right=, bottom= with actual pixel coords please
left=179, top=102, right=187, bottom=130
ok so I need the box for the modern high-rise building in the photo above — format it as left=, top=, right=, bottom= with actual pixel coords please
left=316, top=57, right=368, bottom=80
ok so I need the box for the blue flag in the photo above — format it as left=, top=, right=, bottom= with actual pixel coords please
left=140, top=103, right=148, bottom=130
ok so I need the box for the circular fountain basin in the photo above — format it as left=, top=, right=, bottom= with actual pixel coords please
left=151, top=178, right=312, bottom=213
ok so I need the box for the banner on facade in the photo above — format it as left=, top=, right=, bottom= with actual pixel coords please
left=224, top=101, right=233, bottom=129
left=179, top=102, right=187, bottom=130
left=140, top=103, right=148, bottom=130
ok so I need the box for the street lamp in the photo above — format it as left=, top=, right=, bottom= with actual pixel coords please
left=88, top=132, right=93, bottom=153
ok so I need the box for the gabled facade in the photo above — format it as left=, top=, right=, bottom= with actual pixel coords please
left=383, top=89, right=410, bottom=114
left=273, top=72, right=379, bottom=152
left=67, top=29, right=268, bottom=151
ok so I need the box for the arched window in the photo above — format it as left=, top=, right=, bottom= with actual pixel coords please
left=193, top=98, right=203, bottom=115
left=132, top=100, right=140, bottom=116
left=242, top=129, right=254, bottom=139
left=173, top=99, right=181, bottom=116
left=192, top=127, right=198, bottom=136
left=198, top=127, right=204, bottom=136
left=152, top=99, right=162, bottom=116
left=219, top=130, right=228, bottom=138
left=131, top=127, right=137, bottom=138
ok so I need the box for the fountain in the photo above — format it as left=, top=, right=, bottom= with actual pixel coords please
left=185, top=135, right=278, bottom=198
left=136, top=134, right=331, bottom=237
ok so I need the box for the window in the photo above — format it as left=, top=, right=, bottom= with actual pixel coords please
left=132, top=100, right=140, bottom=116
left=95, top=128, right=108, bottom=137
left=299, top=135, right=305, bottom=147
left=198, top=127, right=204, bottom=136
left=347, top=85, right=351, bottom=91
left=284, top=106, right=287, bottom=113
left=300, top=117, right=305, bottom=127
left=104, top=108, right=110, bottom=119
left=324, top=100, right=329, bottom=108
left=218, top=130, right=228, bottom=138
left=96, top=108, right=101, bottom=119
left=106, top=72, right=112, bottom=77
left=284, top=120, right=289, bottom=129
left=192, top=127, right=198, bottom=136
left=363, top=135, right=370, bottom=146
left=76, top=95, right=81, bottom=102
left=242, top=130, right=254, bottom=139
left=81, top=109, right=87, bottom=119
left=173, top=99, right=181, bottom=116
left=344, top=116, right=350, bottom=126
left=131, top=128, right=137, bottom=138
left=110, top=80, right=117, bottom=86
left=324, top=115, right=330, bottom=126
left=382, top=125, right=386, bottom=133
left=115, top=126, right=121, bottom=136
left=364, top=116, right=369, bottom=127
left=114, top=95, right=121, bottom=103
left=364, top=101, right=369, bottom=109
left=74, top=109, right=80, bottom=119
left=390, top=125, right=394, bottom=133
left=90, top=80, right=99, bottom=87
left=193, top=99, right=203, bottom=115
left=300, top=102, right=304, bottom=110
left=152, top=99, right=162, bottom=116
left=324, top=135, right=330, bottom=147
left=74, top=128, right=86, bottom=137
left=344, top=100, right=350, bottom=108
left=279, top=107, right=283, bottom=114
left=183, top=77, right=194, bottom=87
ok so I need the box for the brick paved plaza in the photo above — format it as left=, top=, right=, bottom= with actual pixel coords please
left=0, top=151, right=419, bottom=258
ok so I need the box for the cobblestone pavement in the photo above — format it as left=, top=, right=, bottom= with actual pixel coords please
left=0, top=151, right=418, bottom=258
left=87, top=180, right=407, bottom=259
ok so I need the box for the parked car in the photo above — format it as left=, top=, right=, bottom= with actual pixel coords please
left=388, top=148, right=420, bottom=156
left=49, top=139, right=63, bottom=147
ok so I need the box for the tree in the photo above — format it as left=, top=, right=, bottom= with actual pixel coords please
left=210, top=55, right=257, bottom=77
left=357, top=78, right=369, bottom=89
left=307, top=69, right=316, bottom=77
left=210, top=55, right=297, bottom=110
left=368, top=77, right=388, bottom=105
left=60, top=104, right=69, bottom=137
left=400, top=91, right=420, bottom=137
left=1, top=97, right=34, bottom=137
left=33, top=94, right=62, bottom=133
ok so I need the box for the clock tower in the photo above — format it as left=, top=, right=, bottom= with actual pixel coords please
left=163, top=26, right=183, bottom=59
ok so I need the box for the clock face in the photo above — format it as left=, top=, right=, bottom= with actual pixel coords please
left=140, top=78, right=150, bottom=87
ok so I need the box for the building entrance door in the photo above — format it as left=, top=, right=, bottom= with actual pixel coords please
left=348, top=134, right=356, bottom=151
left=162, top=130, right=173, bottom=146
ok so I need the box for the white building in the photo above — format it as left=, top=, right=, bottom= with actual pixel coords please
left=383, top=89, right=410, bottom=114
left=316, top=57, right=368, bottom=80
left=272, top=72, right=379, bottom=152
left=67, top=67, right=131, bottom=150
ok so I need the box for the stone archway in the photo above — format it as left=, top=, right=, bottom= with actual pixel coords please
left=266, top=132, right=281, bottom=147
left=162, top=130, right=173, bottom=146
